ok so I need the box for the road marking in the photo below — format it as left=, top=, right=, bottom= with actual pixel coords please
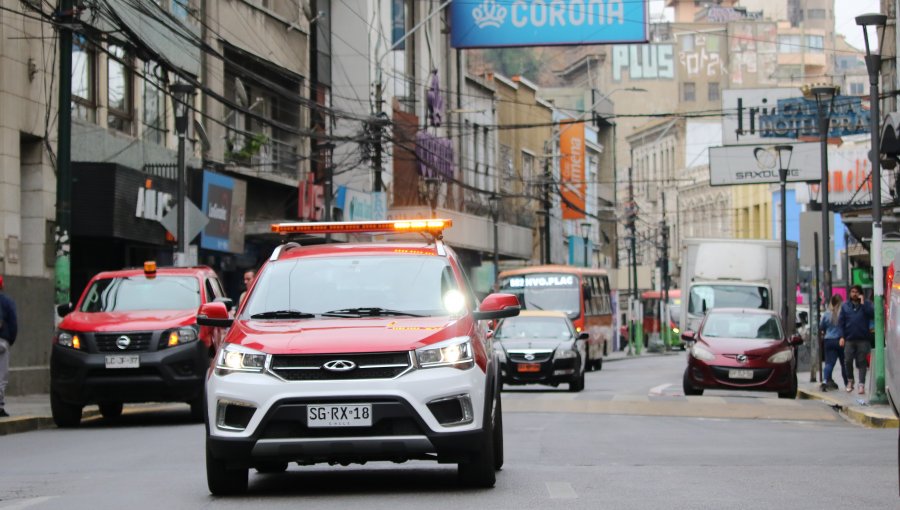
left=685, top=396, right=727, bottom=404
left=546, top=481, right=577, bottom=499
left=612, top=394, right=649, bottom=402
left=0, top=497, right=57, bottom=510
left=649, top=383, right=671, bottom=396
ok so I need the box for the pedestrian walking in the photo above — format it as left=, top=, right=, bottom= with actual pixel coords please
left=239, top=269, right=255, bottom=306
left=819, top=294, right=848, bottom=392
left=0, top=275, right=18, bottom=418
left=839, top=285, right=875, bottom=395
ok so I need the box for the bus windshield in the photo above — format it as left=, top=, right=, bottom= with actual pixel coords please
left=688, top=284, right=769, bottom=315
left=499, top=273, right=580, bottom=318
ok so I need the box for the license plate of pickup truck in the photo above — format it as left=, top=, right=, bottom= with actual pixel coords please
left=307, top=404, right=372, bottom=427
left=105, top=355, right=140, bottom=369
left=729, top=369, right=753, bottom=380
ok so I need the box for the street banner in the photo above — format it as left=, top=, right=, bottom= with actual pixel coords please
left=709, top=142, right=821, bottom=186
left=450, top=0, right=648, bottom=49
left=560, top=123, right=586, bottom=219
left=201, top=170, right=247, bottom=253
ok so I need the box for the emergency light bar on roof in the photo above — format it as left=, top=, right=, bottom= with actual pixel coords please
left=271, top=219, right=452, bottom=235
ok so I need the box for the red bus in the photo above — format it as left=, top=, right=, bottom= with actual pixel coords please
left=640, top=289, right=682, bottom=349
left=497, top=265, right=613, bottom=370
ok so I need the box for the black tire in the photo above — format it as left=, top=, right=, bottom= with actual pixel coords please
left=206, top=444, right=248, bottom=495
left=51, top=391, right=82, bottom=428
left=458, top=392, right=497, bottom=487
left=255, top=462, right=288, bottom=474
left=569, top=365, right=585, bottom=392
left=99, top=402, right=123, bottom=420
left=189, top=397, right=205, bottom=423
left=595, top=357, right=603, bottom=371
left=778, top=374, right=798, bottom=399
left=682, top=369, right=704, bottom=396
left=493, top=391, right=504, bottom=471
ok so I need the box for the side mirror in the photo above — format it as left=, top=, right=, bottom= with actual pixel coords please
left=681, top=330, right=696, bottom=342
left=214, top=296, right=234, bottom=312
left=197, top=302, right=233, bottom=328
left=788, top=334, right=804, bottom=346
left=578, top=332, right=590, bottom=340
left=56, top=303, right=74, bottom=317
left=473, top=293, right=520, bottom=321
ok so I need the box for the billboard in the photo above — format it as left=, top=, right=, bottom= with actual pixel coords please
left=560, top=123, right=585, bottom=219
left=336, top=187, right=387, bottom=221
left=709, top=142, right=821, bottom=186
left=200, top=170, right=247, bottom=253
left=795, top=145, right=880, bottom=207
left=722, top=88, right=803, bottom=144
left=450, top=0, right=648, bottom=49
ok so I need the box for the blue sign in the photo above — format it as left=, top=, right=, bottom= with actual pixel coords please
left=450, top=0, right=648, bottom=49
left=759, top=96, right=870, bottom=139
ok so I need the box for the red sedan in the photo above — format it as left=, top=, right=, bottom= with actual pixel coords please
left=681, top=308, right=803, bottom=399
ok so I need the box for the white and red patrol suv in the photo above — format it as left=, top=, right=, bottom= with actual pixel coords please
left=198, top=219, right=520, bottom=494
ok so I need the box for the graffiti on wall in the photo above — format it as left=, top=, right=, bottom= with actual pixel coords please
left=678, top=34, right=725, bottom=78
left=729, top=22, right=776, bottom=86
left=611, top=44, right=675, bottom=81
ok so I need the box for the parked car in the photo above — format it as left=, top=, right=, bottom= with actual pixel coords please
left=201, top=219, right=519, bottom=494
left=681, top=308, right=803, bottom=399
left=51, top=262, right=232, bottom=427
left=493, top=310, right=588, bottom=392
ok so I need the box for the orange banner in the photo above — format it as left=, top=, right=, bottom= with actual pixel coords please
left=560, top=123, right=586, bottom=219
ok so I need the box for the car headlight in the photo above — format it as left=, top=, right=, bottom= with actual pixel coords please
left=56, top=330, right=81, bottom=350
left=416, top=336, right=474, bottom=369
left=215, top=344, right=268, bottom=374
left=162, top=325, right=199, bottom=348
left=690, top=345, right=716, bottom=361
left=554, top=348, right=578, bottom=359
left=672, top=327, right=681, bottom=335
left=768, top=349, right=794, bottom=364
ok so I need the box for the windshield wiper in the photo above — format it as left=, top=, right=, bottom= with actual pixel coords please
left=321, top=307, right=424, bottom=317
left=250, top=309, right=316, bottom=319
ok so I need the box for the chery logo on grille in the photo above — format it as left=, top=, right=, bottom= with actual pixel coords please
left=322, top=360, right=357, bottom=372
left=116, top=336, right=131, bottom=350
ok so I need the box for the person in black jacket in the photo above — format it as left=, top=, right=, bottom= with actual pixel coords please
left=838, top=285, right=875, bottom=395
left=0, top=275, right=18, bottom=417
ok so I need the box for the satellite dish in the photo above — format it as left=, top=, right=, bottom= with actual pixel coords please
left=193, top=119, right=211, bottom=153
left=234, top=77, right=249, bottom=107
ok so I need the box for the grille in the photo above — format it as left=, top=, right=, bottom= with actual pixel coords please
left=95, top=333, right=154, bottom=352
left=722, top=354, right=763, bottom=361
left=270, top=352, right=411, bottom=381
left=508, top=351, right=553, bottom=363
left=710, top=366, right=773, bottom=383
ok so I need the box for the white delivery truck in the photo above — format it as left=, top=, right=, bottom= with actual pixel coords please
left=680, top=238, right=799, bottom=336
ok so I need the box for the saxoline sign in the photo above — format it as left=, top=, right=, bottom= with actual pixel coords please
left=708, top=142, right=821, bottom=186
left=450, top=0, right=648, bottom=49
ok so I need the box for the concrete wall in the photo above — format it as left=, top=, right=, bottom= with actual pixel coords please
left=3, top=275, right=54, bottom=395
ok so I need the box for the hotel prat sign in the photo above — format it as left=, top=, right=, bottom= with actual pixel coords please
left=450, top=0, right=648, bottom=48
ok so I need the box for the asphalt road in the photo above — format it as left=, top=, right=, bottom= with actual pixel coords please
left=1, top=353, right=896, bottom=509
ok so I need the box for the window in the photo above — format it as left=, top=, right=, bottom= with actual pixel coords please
left=807, top=9, right=826, bottom=20
left=680, top=34, right=694, bottom=52
left=806, top=35, right=824, bottom=53
left=72, top=36, right=96, bottom=122
left=683, top=82, right=696, bottom=102
left=107, top=44, right=133, bottom=134
left=142, top=68, right=166, bottom=145
left=850, top=82, right=865, bottom=95
left=708, top=82, right=720, bottom=102
left=777, top=35, right=801, bottom=53
left=522, top=151, right=536, bottom=196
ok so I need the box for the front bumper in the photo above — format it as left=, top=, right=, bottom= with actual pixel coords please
left=499, top=357, right=579, bottom=385
left=686, top=360, right=794, bottom=392
left=50, top=342, right=208, bottom=405
left=205, top=363, right=490, bottom=466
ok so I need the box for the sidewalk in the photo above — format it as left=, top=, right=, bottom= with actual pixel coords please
left=0, top=397, right=186, bottom=436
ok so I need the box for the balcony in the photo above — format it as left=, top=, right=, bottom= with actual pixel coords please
left=225, top=130, right=299, bottom=177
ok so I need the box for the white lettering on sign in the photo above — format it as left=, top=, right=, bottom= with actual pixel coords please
left=135, top=187, right=173, bottom=222
left=508, top=0, right=623, bottom=28
left=508, top=275, right=576, bottom=288
left=208, top=202, right=228, bottom=221
left=612, top=44, right=675, bottom=81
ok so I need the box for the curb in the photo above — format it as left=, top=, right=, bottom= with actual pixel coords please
left=797, top=389, right=899, bottom=429
left=0, top=409, right=100, bottom=436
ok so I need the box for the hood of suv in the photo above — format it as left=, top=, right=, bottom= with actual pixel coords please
left=60, top=309, right=199, bottom=332
left=233, top=316, right=471, bottom=354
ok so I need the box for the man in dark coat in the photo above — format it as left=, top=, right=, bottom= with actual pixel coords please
left=0, top=275, right=18, bottom=417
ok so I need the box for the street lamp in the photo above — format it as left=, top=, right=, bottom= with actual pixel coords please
left=489, top=194, right=500, bottom=286
left=171, top=82, right=195, bottom=265
left=775, top=145, right=794, bottom=333
left=580, top=222, right=591, bottom=268
left=802, top=83, right=839, bottom=311
left=857, top=12, right=888, bottom=403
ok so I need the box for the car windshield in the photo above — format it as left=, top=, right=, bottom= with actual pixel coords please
left=494, top=316, right=573, bottom=341
left=244, top=255, right=462, bottom=318
left=498, top=273, right=580, bottom=318
left=688, top=285, right=769, bottom=315
left=701, top=313, right=783, bottom=339
left=80, top=276, right=201, bottom=312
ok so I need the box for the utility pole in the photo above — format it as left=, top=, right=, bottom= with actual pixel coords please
left=55, top=0, right=74, bottom=306
left=372, top=82, right=384, bottom=193
left=660, top=193, right=670, bottom=350
left=628, top=165, right=641, bottom=355
left=542, top=141, right=551, bottom=265
left=813, top=232, right=822, bottom=382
